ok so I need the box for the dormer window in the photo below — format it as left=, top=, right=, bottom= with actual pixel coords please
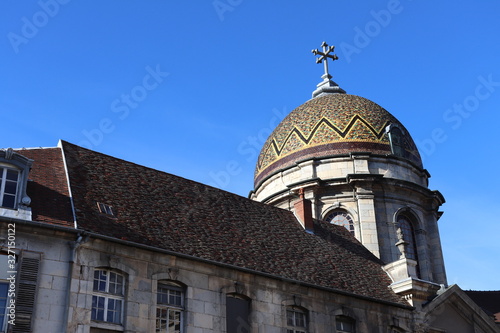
left=0, top=168, right=19, bottom=209
left=0, top=148, right=33, bottom=220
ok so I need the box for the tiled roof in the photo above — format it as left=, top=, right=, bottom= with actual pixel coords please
left=10, top=142, right=407, bottom=305
left=255, top=94, right=422, bottom=187
left=16, top=147, right=74, bottom=227
left=22, top=141, right=405, bottom=305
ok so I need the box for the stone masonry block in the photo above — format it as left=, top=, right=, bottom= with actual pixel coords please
left=189, top=299, right=205, bottom=313
left=193, top=313, right=214, bottom=329
left=139, top=303, right=150, bottom=320
left=37, top=287, right=66, bottom=305
left=38, top=274, right=53, bottom=289
left=36, top=300, right=50, bottom=320
left=41, top=258, right=68, bottom=277
left=127, top=301, right=140, bottom=317
left=192, top=287, right=217, bottom=303
left=49, top=304, right=65, bottom=322
left=132, top=289, right=152, bottom=304
left=182, top=272, right=209, bottom=290
left=34, top=320, right=61, bottom=333
left=52, top=275, right=68, bottom=291
left=204, top=301, right=220, bottom=316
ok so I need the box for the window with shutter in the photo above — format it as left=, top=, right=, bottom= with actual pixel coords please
left=11, top=252, right=41, bottom=333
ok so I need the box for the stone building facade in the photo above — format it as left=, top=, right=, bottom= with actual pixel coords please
left=13, top=225, right=415, bottom=332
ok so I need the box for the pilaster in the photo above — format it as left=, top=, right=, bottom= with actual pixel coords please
left=347, top=174, right=383, bottom=258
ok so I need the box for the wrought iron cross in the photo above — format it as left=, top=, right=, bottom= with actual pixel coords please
left=312, top=41, right=338, bottom=79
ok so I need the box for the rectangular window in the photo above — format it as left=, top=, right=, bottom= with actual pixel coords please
left=91, top=269, right=124, bottom=324
left=286, top=308, right=307, bottom=333
left=226, top=295, right=250, bottom=333
left=336, top=316, right=355, bottom=333
left=0, top=168, right=19, bottom=209
left=97, top=202, right=114, bottom=216
left=156, top=283, right=184, bottom=333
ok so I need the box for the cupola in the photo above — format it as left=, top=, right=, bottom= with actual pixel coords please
left=250, top=42, right=447, bottom=292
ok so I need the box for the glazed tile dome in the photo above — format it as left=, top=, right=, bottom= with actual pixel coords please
left=254, top=93, right=422, bottom=187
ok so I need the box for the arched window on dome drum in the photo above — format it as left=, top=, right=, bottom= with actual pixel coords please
left=324, top=210, right=355, bottom=236
left=396, top=214, right=421, bottom=278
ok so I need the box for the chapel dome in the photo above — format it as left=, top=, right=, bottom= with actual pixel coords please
left=254, top=93, right=422, bottom=187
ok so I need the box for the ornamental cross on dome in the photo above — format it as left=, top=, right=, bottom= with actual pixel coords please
left=312, top=41, right=339, bottom=80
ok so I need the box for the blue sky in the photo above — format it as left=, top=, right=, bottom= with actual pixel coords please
left=1, top=1, right=499, bottom=291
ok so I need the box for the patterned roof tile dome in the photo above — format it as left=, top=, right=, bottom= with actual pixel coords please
left=254, top=93, right=422, bottom=187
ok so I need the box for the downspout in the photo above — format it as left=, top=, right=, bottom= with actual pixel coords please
left=62, top=233, right=87, bottom=333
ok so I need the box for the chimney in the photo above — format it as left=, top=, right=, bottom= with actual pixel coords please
left=294, top=188, right=314, bottom=232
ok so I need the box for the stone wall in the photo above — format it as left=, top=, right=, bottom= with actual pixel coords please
left=2, top=224, right=413, bottom=333
left=65, top=237, right=414, bottom=333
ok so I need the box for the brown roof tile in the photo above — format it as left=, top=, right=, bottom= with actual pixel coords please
left=15, top=147, right=74, bottom=227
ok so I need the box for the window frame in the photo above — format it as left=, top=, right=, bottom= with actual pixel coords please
left=97, top=202, right=115, bottom=216
left=155, top=281, right=185, bottom=333
left=286, top=306, right=308, bottom=333
left=335, top=315, right=356, bottom=333
left=91, top=269, right=125, bottom=325
left=324, top=209, right=355, bottom=236
left=0, top=167, right=19, bottom=209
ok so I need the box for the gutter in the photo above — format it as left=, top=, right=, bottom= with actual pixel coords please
left=2, top=216, right=414, bottom=311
